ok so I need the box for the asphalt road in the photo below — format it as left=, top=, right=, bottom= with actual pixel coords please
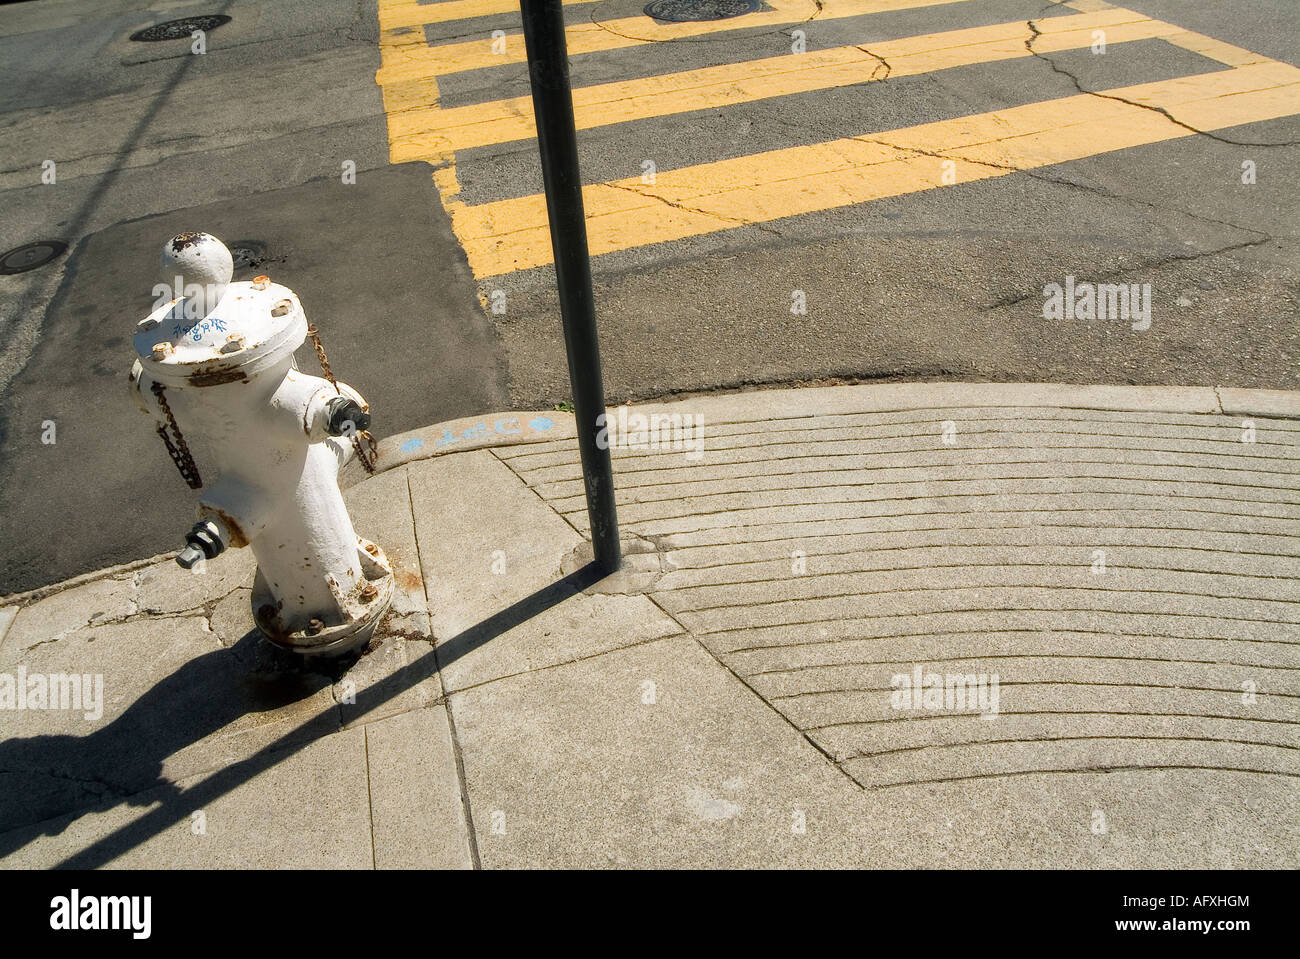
left=419, top=0, right=1299, bottom=403
left=0, top=0, right=506, bottom=594
left=1, top=0, right=1297, bottom=593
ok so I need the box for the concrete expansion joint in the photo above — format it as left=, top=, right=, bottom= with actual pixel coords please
left=435, top=630, right=690, bottom=703
left=643, top=589, right=858, bottom=783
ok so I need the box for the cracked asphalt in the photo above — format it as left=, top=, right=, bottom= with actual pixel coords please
left=1, top=0, right=1297, bottom=594
left=449, top=0, right=1298, bottom=403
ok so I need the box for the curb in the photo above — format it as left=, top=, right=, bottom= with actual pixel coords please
left=344, top=382, right=1300, bottom=485
left=1215, top=387, right=1300, bottom=419
left=341, top=409, right=576, bottom=487
left=0, top=550, right=178, bottom=611
left=10, top=383, right=1298, bottom=607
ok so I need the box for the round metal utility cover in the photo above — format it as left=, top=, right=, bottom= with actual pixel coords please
left=227, top=241, right=267, bottom=271
left=0, top=241, right=67, bottom=275
left=129, top=15, right=231, bottom=42
left=643, top=0, right=760, bottom=22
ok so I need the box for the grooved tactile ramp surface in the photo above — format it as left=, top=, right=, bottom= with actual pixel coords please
left=4, top=385, right=1297, bottom=866
left=496, top=398, right=1300, bottom=792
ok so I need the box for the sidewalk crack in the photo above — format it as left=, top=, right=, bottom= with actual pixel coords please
left=643, top=593, right=863, bottom=790
left=408, top=467, right=483, bottom=869
left=363, top=726, right=377, bottom=869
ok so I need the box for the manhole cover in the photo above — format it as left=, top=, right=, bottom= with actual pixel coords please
left=0, top=241, right=68, bottom=275
left=644, top=0, right=760, bottom=21
left=227, top=241, right=268, bottom=271
left=129, top=15, right=231, bottom=42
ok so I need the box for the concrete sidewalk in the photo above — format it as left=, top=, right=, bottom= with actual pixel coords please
left=1, top=383, right=1297, bottom=868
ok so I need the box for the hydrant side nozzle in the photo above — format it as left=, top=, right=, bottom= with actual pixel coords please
left=176, top=518, right=226, bottom=569
left=325, top=396, right=371, bottom=436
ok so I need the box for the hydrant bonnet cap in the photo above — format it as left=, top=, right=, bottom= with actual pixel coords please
left=135, top=232, right=307, bottom=385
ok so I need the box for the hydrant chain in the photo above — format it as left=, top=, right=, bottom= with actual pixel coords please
left=307, top=323, right=377, bottom=475
left=150, top=380, right=202, bottom=489
left=306, top=324, right=336, bottom=387
left=353, top=429, right=379, bottom=475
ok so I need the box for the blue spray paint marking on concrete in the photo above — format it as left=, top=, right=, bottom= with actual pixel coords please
left=403, top=417, right=554, bottom=456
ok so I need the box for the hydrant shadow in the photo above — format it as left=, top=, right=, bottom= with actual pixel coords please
left=0, top=562, right=606, bottom=867
left=0, top=629, right=334, bottom=861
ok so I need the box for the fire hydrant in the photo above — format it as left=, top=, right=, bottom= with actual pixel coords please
left=129, top=232, right=393, bottom=656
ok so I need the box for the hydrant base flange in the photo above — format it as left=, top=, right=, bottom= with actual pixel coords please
left=252, top=537, right=395, bottom=657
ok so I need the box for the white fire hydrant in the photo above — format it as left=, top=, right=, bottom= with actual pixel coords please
left=129, top=232, right=393, bottom=656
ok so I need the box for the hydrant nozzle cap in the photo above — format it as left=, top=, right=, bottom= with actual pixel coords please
left=134, top=232, right=307, bottom=385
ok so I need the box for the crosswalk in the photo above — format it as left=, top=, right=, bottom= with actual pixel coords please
left=373, top=0, right=1300, bottom=280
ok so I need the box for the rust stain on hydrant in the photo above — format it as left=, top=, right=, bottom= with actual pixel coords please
left=169, top=231, right=206, bottom=253
left=129, top=232, right=394, bottom=657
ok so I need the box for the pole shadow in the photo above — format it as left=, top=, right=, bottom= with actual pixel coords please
left=0, top=562, right=604, bottom=867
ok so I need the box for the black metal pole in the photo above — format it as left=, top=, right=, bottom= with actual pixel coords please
left=519, top=0, right=621, bottom=573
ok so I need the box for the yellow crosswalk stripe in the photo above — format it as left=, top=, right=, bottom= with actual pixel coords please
left=373, top=1, right=1299, bottom=282
left=378, top=0, right=600, bottom=31
left=1065, top=0, right=1267, bottom=64
left=454, top=60, right=1300, bottom=276
left=387, top=9, right=1190, bottom=159
left=377, top=0, right=981, bottom=84
left=1162, top=30, right=1274, bottom=68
